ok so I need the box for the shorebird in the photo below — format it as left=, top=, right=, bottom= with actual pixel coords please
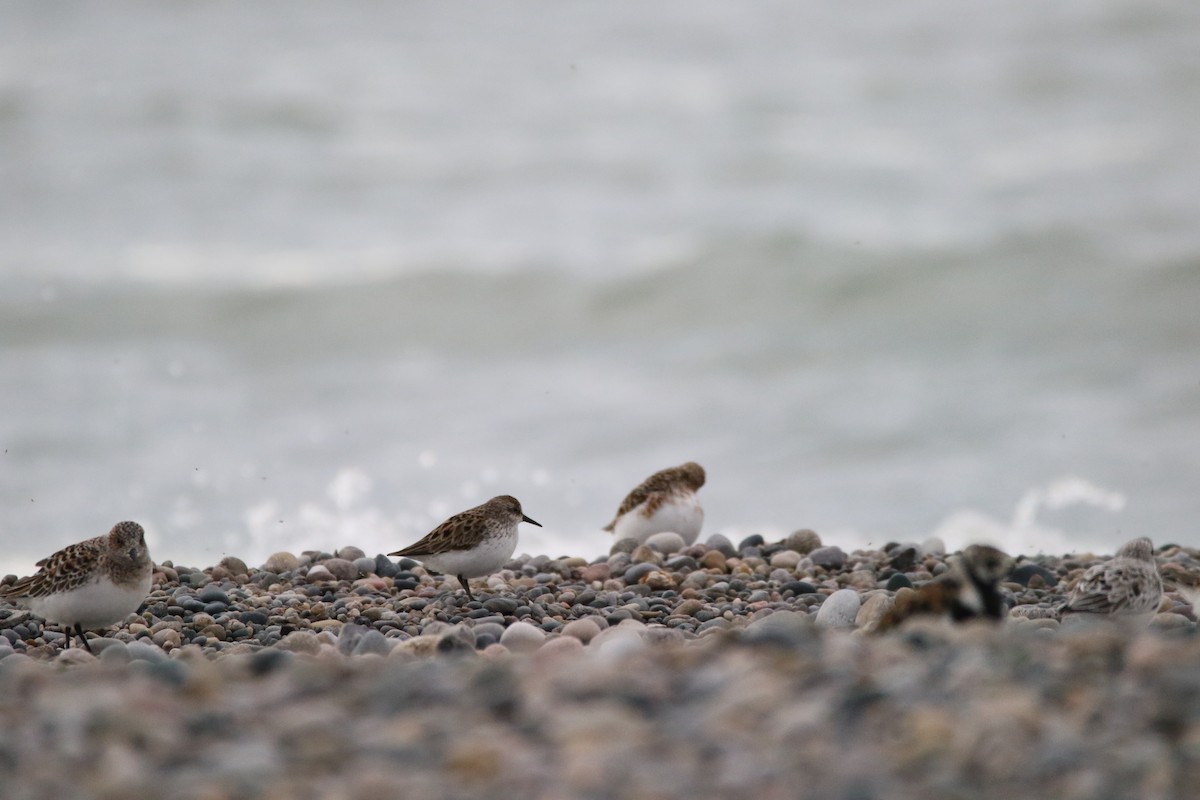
left=0, top=521, right=152, bottom=652
left=389, top=495, right=541, bottom=602
left=876, top=544, right=1013, bottom=632
left=603, top=461, right=706, bottom=545
left=1061, top=537, right=1162, bottom=624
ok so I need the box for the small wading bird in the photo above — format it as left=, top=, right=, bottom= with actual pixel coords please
left=876, top=544, right=1014, bottom=632
left=603, top=461, right=706, bottom=545
left=1060, top=536, right=1163, bottom=625
left=0, top=521, right=152, bottom=652
left=389, top=495, right=541, bottom=602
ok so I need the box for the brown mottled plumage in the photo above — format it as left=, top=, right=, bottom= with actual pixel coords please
left=389, top=495, right=540, bottom=601
left=1062, top=537, right=1162, bottom=620
left=0, top=521, right=152, bottom=652
left=876, top=544, right=1013, bottom=632
left=603, top=461, right=706, bottom=532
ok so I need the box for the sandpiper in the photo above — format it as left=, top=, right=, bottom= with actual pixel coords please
left=0, top=521, right=152, bottom=652
left=876, top=544, right=1013, bottom=632
left=1061, top=536, right=1162, bottom=624
left=389, top=495, right=540, bottom=602
left=603, top=461, right=706, bottom=545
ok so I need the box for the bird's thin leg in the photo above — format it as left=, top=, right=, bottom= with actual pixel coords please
left=459, top=575, right=474, bottom=603
left=75, top=623, right=93, bottom=654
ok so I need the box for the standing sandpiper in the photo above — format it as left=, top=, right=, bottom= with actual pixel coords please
left=389, top=495, right=541, bottom=602
left=603, top=461, right=706, bottom=545
left=0, top=521, right=153, bottom=652
left=1062, top=536, right=1163, bottom=624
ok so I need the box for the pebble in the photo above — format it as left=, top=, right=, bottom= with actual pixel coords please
left=1010, top=563, right=1060, bottom=587
left=275, top=631, right=320, bottom=654
left=562, top=617, right=603, bottom=643
left=624, top=563, right=659, bottom=584
left=769, top=550, right=802, bottom=570
left=337, top=546, right=367, bottom=562
left=306, top=564, right=335, bottom=581
left=127, top=641, right=169, bottom=664
left=320, top=558, right=360, bottom=581
left=629, top=544, right=662, bottom=565
left=535, top=635, right=584, bottom=659
left=640, top=571, right=675, bottom=590
left=644, top=532, right=687, bottom=555
left=499, top=621, right=546, bottom=653
left=262, top=551, right=300, bottom=573
left=579, top=563, right=611, bottom=583
left=737, top=534, right=765, bottom=551
left=311, top=619, right=344, bottom=632
left=371, top=554, right=398, bottom=578
left=888, top=546, right=919, bottom=572
left=705, top=533, right=737, bottom=557
left=610, top=537, right=639, bottom=555
left=664, top=555, right=698, bottom=571
left=786, top=529, right=822, bottom=554
left=743, top=610, right=811, bottom=645
left=815, top=589, right=860, bottom=628
left=55, top=649, right=96, bottom=666
left=593, top=626, right=647, bottom=659
left=152, top=629, right=182, bottom=649
left=482, top=596, right=516, bottom=614
left=337, top=623, right=371, bottom=655
left=353, top=630, right=393, bottom=656
left=218, top=556, right=250, bottom=577
left=809, top=546, right=847, bottom=570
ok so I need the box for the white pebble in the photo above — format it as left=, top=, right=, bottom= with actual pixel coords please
left=644, top=532, right=687, bottom=555
left=499, top=621, right=546, bottom=653
left=815, top=589, right=861, bottom=628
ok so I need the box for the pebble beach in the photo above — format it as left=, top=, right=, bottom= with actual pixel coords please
left=3, top=530, right=1200, bottom=800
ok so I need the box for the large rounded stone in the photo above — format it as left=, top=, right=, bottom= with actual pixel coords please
left=743, top=610, right=813, bottom=645
left=337, top=546, right=367, bottom=561
left=786, top=529, right=822, bottom=554
left=810, top=546, right=847, bottom=570
left=1010, top=563, right=1059, bottom=587
left=705, top=534, right=737, bottom=558
left=306, top=564, right=335, bottom=581
left=218, top=556, right=249, bottom=577
left=815, top=588, right=860, bottom=628
left=770, top=550, right=803, bottom=570
left=644, top=532, right=687, bottom=555
left=499, top=621, right=546, bottom=653
left=562, top=617, right=603, bottom=644
left=262, top=551, right=300, bottom=573
left=320, top=558, right=360, bottom=581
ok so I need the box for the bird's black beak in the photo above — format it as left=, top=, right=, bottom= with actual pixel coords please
left=523, top=514, right=542, bottom=527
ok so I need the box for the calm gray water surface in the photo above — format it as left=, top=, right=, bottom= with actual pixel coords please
left=2, top=1, right=1198, bottom=574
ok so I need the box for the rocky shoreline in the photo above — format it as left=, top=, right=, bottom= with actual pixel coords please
left=2, top=531, right=1199, bottom=799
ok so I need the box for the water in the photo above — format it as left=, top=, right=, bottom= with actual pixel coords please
left=2, top=1, right=1198, bottom=575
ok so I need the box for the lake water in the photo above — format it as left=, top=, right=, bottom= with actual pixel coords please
left=2, top=1, right=1198, bottom=575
